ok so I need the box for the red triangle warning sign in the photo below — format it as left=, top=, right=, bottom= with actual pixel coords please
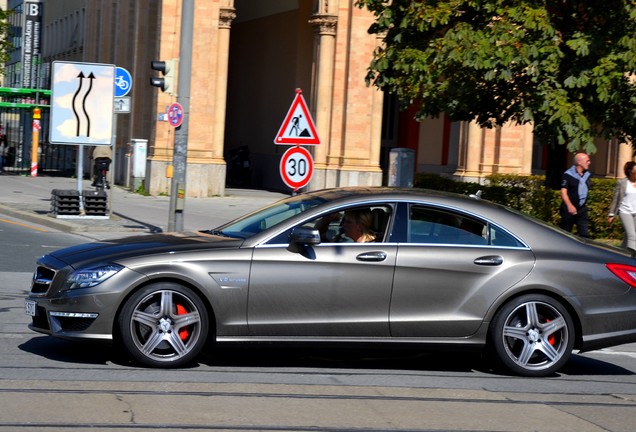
left=274, top=89, right=321, bottom=145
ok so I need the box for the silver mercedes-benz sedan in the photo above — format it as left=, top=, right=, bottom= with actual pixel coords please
left=25, top=187, right=636, bottom=376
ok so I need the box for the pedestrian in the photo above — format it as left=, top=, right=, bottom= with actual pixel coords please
left=560, top=151, right=592, bottom=237
left=91, top=145, right=113, bottom=188
left=0, top=139, right=5, bottom=171
left=608, top=161, right=636, bottom=251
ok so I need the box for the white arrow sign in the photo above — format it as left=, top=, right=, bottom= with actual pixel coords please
left=49, top=61, right=115, bottom=145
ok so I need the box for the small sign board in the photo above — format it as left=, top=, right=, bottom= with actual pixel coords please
left=274, top=89, right=320, bottom=145
left=114, top=96, right=131, bottom=113
left=114, top=67, right=132, bottom=97
left=168, top=102, right=184, bottom=128
left=280, top=146, right=314, bottom=190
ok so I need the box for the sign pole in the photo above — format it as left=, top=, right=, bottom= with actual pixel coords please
left=112, top=66, right=133, bottom=217
left=109, top=113, right=117, bottom=217
left=77, top=144, right=85, bottom=215
left=168, top=0, right=194, bottom=232
left=48, top=61, right=116, bottom=218
left=31, top=108, right=41, bottom=177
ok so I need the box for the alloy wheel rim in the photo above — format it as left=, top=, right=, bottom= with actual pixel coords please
left=501, top=301, right=569, bottom=371
left=129, top=290, right=202, bottom=362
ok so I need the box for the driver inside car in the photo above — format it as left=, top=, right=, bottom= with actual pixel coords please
left=315, top=209, right=376, bottom=243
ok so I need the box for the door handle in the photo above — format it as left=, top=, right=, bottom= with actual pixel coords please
left=474, top=255, right=504, bottom=266
left=356, top=251, right=387, bottom=262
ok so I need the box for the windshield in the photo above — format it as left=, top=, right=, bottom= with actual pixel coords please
left=206, top=194, right=327, bottom=239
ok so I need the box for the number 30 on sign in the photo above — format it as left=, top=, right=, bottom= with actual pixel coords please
left=279, top=146, right=314, bottom=191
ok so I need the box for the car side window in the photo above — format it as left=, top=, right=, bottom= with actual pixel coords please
left=488, top=225, right=525, bottom=247
left=306, top=205, right=392, bottom=243
left=408, top=206, right=487, bottom=246
left=266, top=205, right=393, bottom=245
left=407, top=205, right=524, bottom=247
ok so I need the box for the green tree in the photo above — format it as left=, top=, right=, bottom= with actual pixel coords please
left=0, top=8, right=12, bottom=74
left=356, top=0, right=636, bottom=153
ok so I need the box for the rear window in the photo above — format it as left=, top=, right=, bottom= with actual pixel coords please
left=408, top=205, right=524, bottom=247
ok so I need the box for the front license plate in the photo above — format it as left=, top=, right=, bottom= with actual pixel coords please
left=24, top=300, right=36, bottom=316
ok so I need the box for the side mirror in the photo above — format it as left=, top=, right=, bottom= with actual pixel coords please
left=287, top=226, right=321, bottom=253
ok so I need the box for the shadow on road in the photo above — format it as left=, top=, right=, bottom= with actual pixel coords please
left=203, top=346, right=485, bottom=373
left=560, top=353, right=635, bottom=376
left=19, top=336, right=119, bottom=366
left=18, top=336, right=634, bottom=376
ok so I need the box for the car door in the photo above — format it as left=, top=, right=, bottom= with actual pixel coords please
left=389, top=203, right=535, bottom=338
left=247, top=204, right=397, bottom=337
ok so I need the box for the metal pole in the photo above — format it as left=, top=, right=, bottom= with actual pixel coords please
left=168, top=0, right=194, bottom=232
left=77, top=144, right=85, bottom=215
left=109, top=113, right=116, bottom=218
left=31, top=108, right=40, bottom=177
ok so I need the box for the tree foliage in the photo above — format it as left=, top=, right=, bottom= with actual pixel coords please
left=356, top=0, right=636, bottom=153
left=0, top=8, right=12, bottom=74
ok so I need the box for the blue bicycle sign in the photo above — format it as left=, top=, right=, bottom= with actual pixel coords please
left=115, top=75, right=130, bottom=92
left=114, top=67, right=132, bottom=97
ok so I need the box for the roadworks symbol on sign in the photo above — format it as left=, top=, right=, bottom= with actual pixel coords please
left=274, top=89, right=320, bottom=145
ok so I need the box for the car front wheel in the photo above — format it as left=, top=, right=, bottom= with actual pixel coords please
left=489, top=294, right=575, bottom=377
left=118, top=283, right=209, bottom=368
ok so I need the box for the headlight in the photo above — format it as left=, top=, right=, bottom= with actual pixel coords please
left=66, top=264, right=124, bottom=289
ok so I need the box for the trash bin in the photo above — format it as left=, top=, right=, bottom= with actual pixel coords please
left=131, top=139, right=147, bottom=191
left=388, top=148, right=415, bottom=187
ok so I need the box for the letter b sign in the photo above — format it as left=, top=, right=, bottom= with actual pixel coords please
left=27, top=3, right=41, bottom=16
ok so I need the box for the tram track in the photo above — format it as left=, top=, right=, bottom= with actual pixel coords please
left=0, top=385, right=635, bottom=409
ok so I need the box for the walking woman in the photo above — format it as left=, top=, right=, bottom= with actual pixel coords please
left=608, top=161, right=636, bottom=251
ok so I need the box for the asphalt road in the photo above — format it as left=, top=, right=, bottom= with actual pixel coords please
left=1, top=213, right=636, bottom=431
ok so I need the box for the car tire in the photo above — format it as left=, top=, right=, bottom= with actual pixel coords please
left=117, top=282, right=209, bottom=368
left=489, top=294, right=575, bottom=377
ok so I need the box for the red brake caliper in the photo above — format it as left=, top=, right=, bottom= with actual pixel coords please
left=546, top=319, right=555, bottom=346
left=176, top=304, right=190, bottom=341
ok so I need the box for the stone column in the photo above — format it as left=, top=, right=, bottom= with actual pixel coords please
left=369, top=86, right=384, bottom=171
left=211, top=5, right=236, bottom=188
left=466, top=121, right=484, bottom=179
left=456, top=121, right=484, bottom=182
left=521, top=123, right=534, bottom=175
left=619, top=141, right=634, bottom=164
left=369, top=32, right=386, bottom=173
left=309, top=12, right=338, bottom=188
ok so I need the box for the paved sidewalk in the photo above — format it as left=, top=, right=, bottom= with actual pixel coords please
left=0, top=173, right=288, bottom=240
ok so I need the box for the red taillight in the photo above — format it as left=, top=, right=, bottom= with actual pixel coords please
left=606, top=263, right=636, bottom=288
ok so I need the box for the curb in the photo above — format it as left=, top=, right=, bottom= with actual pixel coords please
left=0, top=204, right=153, bottom=239
left=0, top=204, right=84, bottom=232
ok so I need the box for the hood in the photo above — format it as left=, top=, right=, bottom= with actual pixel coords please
left=49, top=231, right=244, bottom=269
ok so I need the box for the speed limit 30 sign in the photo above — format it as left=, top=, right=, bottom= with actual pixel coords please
left=280, top=146, right=314, bottom=190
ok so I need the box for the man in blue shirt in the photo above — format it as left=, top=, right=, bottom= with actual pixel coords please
left=560, top=152, right=592, bottom=237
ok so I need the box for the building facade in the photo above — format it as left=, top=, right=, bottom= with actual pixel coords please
left=144, top=0, right=633, bottom=196
left=6, top=0, right=635, bottom=194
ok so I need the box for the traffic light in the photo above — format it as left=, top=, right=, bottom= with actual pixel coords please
left=150, top=59, right=176, bottom=95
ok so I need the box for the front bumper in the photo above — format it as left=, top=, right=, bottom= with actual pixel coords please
left=26, top=261, right=147, bottom=341
left=26, top=294, right=115, bottom=341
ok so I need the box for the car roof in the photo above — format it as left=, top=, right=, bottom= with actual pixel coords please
left=304, top=186, right=471, bottom=201
left=302, top=187, right=498, bottom=213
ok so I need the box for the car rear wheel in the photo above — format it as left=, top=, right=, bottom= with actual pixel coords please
left=118, top=283, right=209, bottom=368
left=489, top=294, right=574, bottom=377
